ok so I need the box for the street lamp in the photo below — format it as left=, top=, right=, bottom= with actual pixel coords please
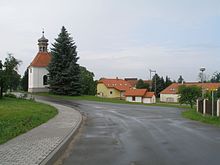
left=200, top=67, right=205, bottom=98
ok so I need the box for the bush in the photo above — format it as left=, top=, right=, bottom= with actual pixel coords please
left=4, top=93, right=17, bottom=98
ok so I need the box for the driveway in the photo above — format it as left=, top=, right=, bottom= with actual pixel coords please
left=39, top=97, right=220, bottom=165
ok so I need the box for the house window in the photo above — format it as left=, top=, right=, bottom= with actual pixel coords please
left=43, top=75, right=48, bottom=85
left=110, top=91, right=113, bottom=95
left=132, top=96, right=135, bottom=101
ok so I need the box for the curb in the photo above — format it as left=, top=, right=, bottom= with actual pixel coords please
left=37, top=101, right=83, bottom=165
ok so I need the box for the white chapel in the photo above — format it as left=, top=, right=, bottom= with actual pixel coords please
left=28, top=32, right=51, bottom=93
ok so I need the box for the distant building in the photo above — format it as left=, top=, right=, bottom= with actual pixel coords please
left=160, top=82, right=220, bottom=103
left=124, top=78, right=151, bottom=88
left=97, top=78, right=132, bottom=98
left=28, top=31, right=51, bottom=93
left=125, top=89, right=155, bottom=104
left=97, top=77, right=153, bottom=100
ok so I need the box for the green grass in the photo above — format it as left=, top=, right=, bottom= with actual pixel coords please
left=182, top=109, right=220, bottom=126
left=0, top=97, right=58, bottom=144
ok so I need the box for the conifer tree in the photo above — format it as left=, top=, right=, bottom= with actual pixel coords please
left=48, top=26, right=81, bottom=95
left=165, top=76, right=172, bottom=88
left=21, top=69, right=28, bottom=91
left=136, top=79, right=150, bottom=90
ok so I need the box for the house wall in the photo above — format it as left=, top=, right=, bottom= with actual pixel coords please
left=143, top=96, right=156, bottom=104
left=126, top=96, right=142, bottom=103
left=97, top=83, right=121, bottom=98
left=160, top=94, right=179, bottom=103
left=28, top=67, right=49, bottom=93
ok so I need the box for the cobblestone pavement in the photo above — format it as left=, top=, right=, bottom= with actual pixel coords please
left=0, top=99, right=82, bottom=165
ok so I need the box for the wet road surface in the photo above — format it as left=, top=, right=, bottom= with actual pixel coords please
left=38, top=96, right=220, bottom=165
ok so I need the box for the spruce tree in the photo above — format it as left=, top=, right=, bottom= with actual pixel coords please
left=48, top=26, right=81, bottom=95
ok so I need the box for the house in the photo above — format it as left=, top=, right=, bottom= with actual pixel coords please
left=97, top=78, right=132, bottom=98
left=160, top=82, right=220, bottom=103
left=125, top=89, right=156, bottom=104
left=28, top=31, right=51, bottom=93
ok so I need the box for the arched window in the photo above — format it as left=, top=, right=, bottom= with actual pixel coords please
left=43, top=75, right=48, bottom=85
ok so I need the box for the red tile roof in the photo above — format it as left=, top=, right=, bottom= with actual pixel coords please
left=125, top=89, right=147, bottom=96
left=99, top=78, right=132, bottom=91
left=30, top=52, right=51, bottom=67
left=160, top=82, right=220, bottom=94
left=125, top=79, right=138, bottom=87
left=124, top=79, right=152, bottom=87
left=144, top=92, right=155, bottom=98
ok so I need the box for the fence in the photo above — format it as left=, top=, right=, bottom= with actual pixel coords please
left=197, top=99, right=220, bottom=117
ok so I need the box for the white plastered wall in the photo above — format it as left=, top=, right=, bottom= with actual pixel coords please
left=28, top=66, right=49, bottom=92
left=160, top=94, right=179, bottom=103
left=126, top=96, right=142, bottom=103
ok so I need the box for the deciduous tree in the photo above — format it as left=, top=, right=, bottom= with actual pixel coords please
left=79, top=66, right=96, bottom=95
left=178, top=85, right=202, bottom=108
left=3, top=54, right=21, bottom=92
left=0, top=60, right=3, bottom=98
left=210, top=72, right=220, bottom=82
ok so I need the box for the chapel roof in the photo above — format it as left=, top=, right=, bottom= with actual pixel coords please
left=29, top=52, right=51, bottom=67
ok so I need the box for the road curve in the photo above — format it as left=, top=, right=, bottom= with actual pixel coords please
left=39, top=96, right=220, bottom=165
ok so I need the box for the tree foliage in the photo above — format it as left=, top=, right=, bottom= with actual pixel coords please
left=0, top=54, right=21, bottom=98
left=178, top=85, right=202, bottom=108
left=165, top=76, right=172, bottom=88
left=177, top=75, right=184, bottom=83
left=79, top=66, right=96, bottom=95
left=0, top=60, right=3, bottom=98
left=152, top=74, right=165, bottom=97
left=48, top=26, right=81, bottom=95
left=210, top=72, right=220, bottom=82
left=4, top=54, right=21, bottom=91
left=216, top=87, right=220, bottom=99
left=20, top=69, right=28, bottom=91
left=136, top=79, right=149, bottom=90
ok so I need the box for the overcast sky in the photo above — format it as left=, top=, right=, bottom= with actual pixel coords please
left=0, top=0, right=219, bottom=81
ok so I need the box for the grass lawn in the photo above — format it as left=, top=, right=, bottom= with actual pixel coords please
left=182, top=109, right=220, bottom=126
left=0, top=97, right=58, bottom=144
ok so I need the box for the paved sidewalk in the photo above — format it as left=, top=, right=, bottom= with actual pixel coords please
left=0, top=98, right=82, bottom=165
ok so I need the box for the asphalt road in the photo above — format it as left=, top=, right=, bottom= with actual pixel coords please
left=39, top=96, right=220, bottom=165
